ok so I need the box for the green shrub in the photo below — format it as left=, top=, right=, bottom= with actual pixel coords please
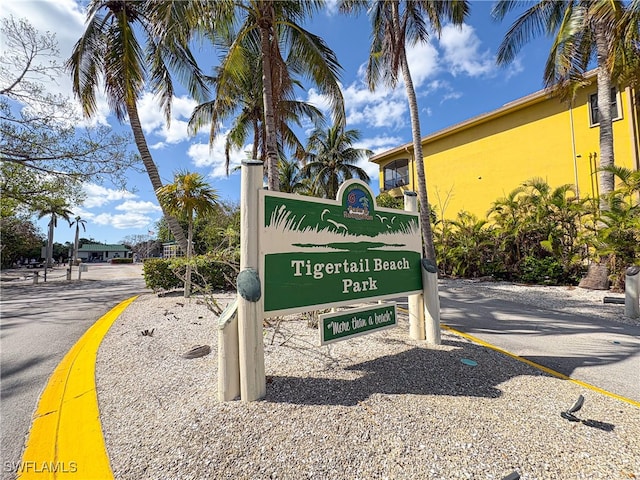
left=518, top=256, right=566, bottom=285
left=111, top=257, right=133, bottom=264
left=143, top=258, right=182, bottom=291
left=143, top=255, right=238, bottom=292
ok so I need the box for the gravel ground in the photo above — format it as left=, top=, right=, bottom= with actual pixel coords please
left=96, top=281, right=640, bottom=480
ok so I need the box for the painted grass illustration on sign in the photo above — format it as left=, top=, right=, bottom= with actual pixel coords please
left=265, top=201, right=421, bottom=254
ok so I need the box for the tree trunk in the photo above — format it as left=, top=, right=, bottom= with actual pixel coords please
left=595, top=23, right=616, bottom=209
left=126, top=100, right=189, bottom=253
left=184, top=215, right=193, bottom=298
left=74, top=225, right=80, bottom=264
left=47, top=218, right=54, bottom=268
left=394, top=4, right=436, bottom=262
left=259, top=6, right=279, bottom=191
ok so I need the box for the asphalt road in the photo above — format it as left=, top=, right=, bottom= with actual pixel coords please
left=0, top=264, right=148, bottom=477
left=438, top=286, right=640, bottom=403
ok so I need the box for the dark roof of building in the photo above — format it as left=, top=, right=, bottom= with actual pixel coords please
left=78, top=244, right=130, bottom=252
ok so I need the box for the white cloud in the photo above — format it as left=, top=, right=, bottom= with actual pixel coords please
left=356, top=101, right=408, bottom=129
left=358, top=158, right=380, bottom=186
left=1, top=1, right=85, bottom=96
left=504, top=57, right=525, bottom=80
left=324, top=0, right=340, bottom=16
left=328, top=42, right=439, bottom=132
left=305, top=87, right=334, bottom=113
left=405, top=42, right=440, bottom=87
left=137, top=93, right=198, bottom=147
left=90, top=212, right=156, bottom=230
left=360, top=135, right=405, bottom=154
left=342, top=80, right=386, bottom=108
left=439, top=24, right=496, bottom=77
left=81, top=184, right=137, bottom=208
left=441, top=91, right=463, bottom=103
left=115, top=200, right=162, bottom=214
left=0, top=6, right=198, bottom=140
left=187, top=137, right=248, bottom=179
left=73, top=194, right=161, bottom=231
left=340, top=80, right=408, bottom=130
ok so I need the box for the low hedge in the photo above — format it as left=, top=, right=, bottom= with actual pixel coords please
left=110, top=258, right=133, bottom=264
left=143, top=255, right=238, bottom=292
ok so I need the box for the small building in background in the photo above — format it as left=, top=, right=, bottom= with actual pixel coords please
left=162, top=242, right=184, bottom=259
left=77, top=244, right=132, bottom=262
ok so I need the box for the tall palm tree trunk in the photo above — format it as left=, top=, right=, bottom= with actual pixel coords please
left=73, top=225, right=80, bottom=264
left=126, top=100, right=189, bottom=253
left=595, top=23, right=616, bottom=208
left=259, top=8, right=279, bottom=191
left=47, top=219, right=55, bottom=268
left=184, top=215, right=193, bottom=298
left=393, top=4, right=436, bottom=261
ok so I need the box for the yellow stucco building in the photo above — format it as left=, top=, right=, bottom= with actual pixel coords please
left=371, top=73, right=640, bottom=220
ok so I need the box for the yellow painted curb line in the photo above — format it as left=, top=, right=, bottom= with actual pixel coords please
left=18, top=296, right=139, bottom=479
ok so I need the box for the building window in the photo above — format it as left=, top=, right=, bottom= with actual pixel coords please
left=163, top=243, right=184, bottom=258
left=383, top=159, right=409, bottom=190
left=589, top=88, right=622, bottom=127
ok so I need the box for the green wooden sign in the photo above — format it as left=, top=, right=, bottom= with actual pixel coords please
left=259, top=180, right=422, bottom=316
left=319, top=303, right=397, bottom=345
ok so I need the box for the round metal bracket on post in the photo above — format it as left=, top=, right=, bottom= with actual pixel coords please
left=237, top=268, right=261, bottom=302
left=626, top=266, right=640, bottom=277
left=421, top=258, right=438, bottom=273
left=625, top=265, right=640, bottom=319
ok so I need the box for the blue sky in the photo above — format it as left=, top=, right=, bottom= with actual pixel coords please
left=2, top=0, right=553, bottom=246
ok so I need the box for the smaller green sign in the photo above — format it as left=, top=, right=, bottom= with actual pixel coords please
left=319, top=303, right=397, bottom=345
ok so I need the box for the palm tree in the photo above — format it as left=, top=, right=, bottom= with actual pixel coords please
left=444, top=211, right=495, bottom=278
left=278, top=158, right=308, bottom=194
left=70, top=215, right=87, bottom=266
left=600, top=165, right=640, bottom=206
left=37, top=199, right=72, bottom=269
left=488, top=186, right=527, bottom=268
left=189, top=48, right=325, bottom=176
left=67, top=0, right=211, bottom=254
left=206, top=1, right=345, bottom=191
left=340, top=0, right=469, bottom=261
left=301, top=125, right=372, bottom=199
left=156, top=171, right=219, bottom=297
left=492, top=0, right=640, bottom=209
left=617, top=0, right=640, bottom=90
